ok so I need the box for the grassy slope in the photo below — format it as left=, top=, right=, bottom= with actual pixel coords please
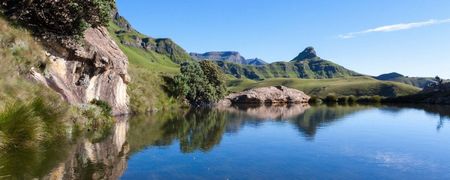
left=227, top=76, right=421, bottom=97
left=108, top=22, right=182, bottom=112
left=214, top=58, right=361, bottom=80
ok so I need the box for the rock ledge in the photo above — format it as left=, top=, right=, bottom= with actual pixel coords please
left=219, top=86, right=310, bottom=106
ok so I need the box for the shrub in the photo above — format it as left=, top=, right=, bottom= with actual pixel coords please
left=309, top=96, right=322, bottom=104
left=172, top=61, right=227, bottom=106
left=348, top=95, right=357, bottom=104
left=337, top=96, right=349, bottom=104
left=371, top=95, right=382, bottom=103
left=357, top=95, right=383, bottom=103
left=90, top=99, right=112, bottom=116
left=324, top=94, right=338, bottom=103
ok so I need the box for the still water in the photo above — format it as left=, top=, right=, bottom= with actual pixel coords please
left=2, top=104, right=450, bottom=179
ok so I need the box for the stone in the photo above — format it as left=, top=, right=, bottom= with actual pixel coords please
left=31, top=26, right=130, bottom=115
left=219, top=86, right=310, bottom=105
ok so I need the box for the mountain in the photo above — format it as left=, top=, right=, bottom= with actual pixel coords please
left=112, top=12, right=193, bottom=64
left=292, top=46, right=318, bottom=61
left=190, top=51, right=247, bottom=64
left=190, top=51, right=268, bottom=65
left=375, top=72, right=437, bottom=89
left=246, top=58, right=267, bottom=65
left=213, top=47, right=362, bottom=80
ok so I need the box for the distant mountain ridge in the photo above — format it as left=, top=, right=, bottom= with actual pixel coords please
left=190, top=51, right=267, bottom=65
left=190, top=51, right=247, bottom=64
left=213, top=47, right=362, bottom=80
left=375, top=72, right=437, bottom=89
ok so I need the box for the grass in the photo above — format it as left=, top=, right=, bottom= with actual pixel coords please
left=215, top=58, right=361, bottom=80
left=227, top=76, right=421, bottom=97
left=0, top=17, right=114, bottom=148
left=108, top=21, right=186, bottom=113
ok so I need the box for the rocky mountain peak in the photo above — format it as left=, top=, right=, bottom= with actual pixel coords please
left=292, top=46, right=318, bottom=61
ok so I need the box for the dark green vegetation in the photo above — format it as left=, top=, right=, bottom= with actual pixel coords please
left=214, top=47, right=361, bottom=80
left=228, top=77, right=421, bottom=97
left=0, top=0, right=114, bottom=37
left=384, top=86, right=450, bottom=105
left=376, top=72, right=437, bottom=89
left=170, top=61, right=227, bottom=106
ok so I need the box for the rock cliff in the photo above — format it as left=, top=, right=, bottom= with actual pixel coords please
left=1, top=0, right=130, bottom=115
left=31, top=27, right=130, bottom=115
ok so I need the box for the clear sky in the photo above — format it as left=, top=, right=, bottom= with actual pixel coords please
left=116, top=0, right=450, bottom=78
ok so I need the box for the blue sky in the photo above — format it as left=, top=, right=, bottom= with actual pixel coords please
left=116, top=0, right=450, bottom=78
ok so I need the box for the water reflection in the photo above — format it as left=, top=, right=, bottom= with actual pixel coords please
left=1, top=104, right=450, bottom=179
left=0, top=118, right=129, bottom=179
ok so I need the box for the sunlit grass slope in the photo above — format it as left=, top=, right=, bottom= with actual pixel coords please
left=227, top=76, right=421, bottom=97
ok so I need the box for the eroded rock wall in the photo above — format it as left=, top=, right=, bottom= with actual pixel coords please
left=31, top=27, right=130, bottom=115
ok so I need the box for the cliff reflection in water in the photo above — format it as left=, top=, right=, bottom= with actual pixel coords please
left=0, top=118, right=129, bottom=179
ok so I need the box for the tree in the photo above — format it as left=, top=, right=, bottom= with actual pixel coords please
left=173, top=61, right=227, bottom=106
left=1, top=0, right=115, bottom=36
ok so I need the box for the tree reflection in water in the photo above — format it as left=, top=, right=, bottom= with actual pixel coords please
left=159, top=109, right=227, bottom=153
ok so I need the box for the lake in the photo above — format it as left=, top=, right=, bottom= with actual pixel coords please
left=1, top=104, right=450, bottom=179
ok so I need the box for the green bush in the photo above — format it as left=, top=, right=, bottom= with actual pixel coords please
left=324, top=94, right=338, bottom=103
left=357, top=95, right=383, bottom=103
left=337, top=96, right=349, bottom=104
left=348, top=95, right=357, bottom=104
left=90, top=99, right=112, bottom=116
left=1, top=0, right=115, bottom=36
left=309, top=96, right=323, bottom=104
left=171, top=61, right=227, bottom=106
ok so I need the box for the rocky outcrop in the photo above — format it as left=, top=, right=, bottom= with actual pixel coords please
left=30, top=26, right=130, bottom=115
left=292, top=46, right=317, bottom=61
left=219, top=86, right=310, bottom=106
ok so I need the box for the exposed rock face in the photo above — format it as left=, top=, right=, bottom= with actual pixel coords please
left=31, top=27, right=130, bottom=115
left=219, top=86, right=310, bottom=105
left=292, top=46, right=317, bottom=61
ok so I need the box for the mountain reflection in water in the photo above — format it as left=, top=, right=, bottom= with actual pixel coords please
left=1, top=104, right=449, bottom=179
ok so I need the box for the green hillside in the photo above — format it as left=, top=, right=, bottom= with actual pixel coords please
left=214, top=47, right=361, bottom=80
left=227, top=76, right=421, bottom=97
left=375, top=72, right=437, bottom=89
left=109, top=15, right=189, bottom=112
